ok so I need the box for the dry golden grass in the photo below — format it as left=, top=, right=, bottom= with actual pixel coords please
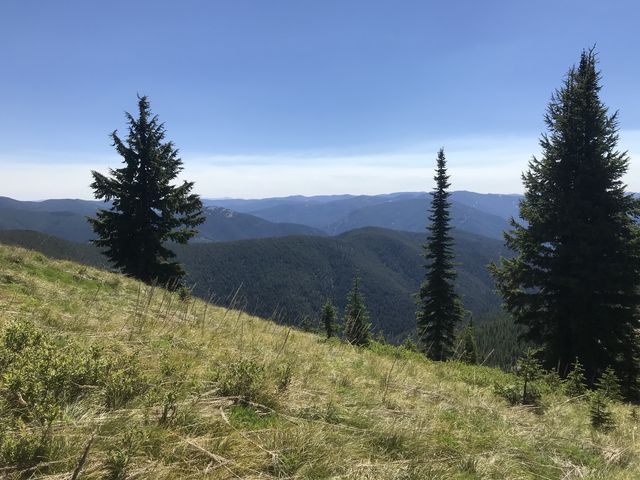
left=0, top=243, right=639, bottom=479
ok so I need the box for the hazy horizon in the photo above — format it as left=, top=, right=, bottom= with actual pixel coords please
left=1, top=189, right=527, bottom=203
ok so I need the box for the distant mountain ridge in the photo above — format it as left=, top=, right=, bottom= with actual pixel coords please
left=206, top=191, right=522, bottom=239
left=0, top=191, right=523, bottom=242
left=0, top=198, right=324, bottom=243
left=0, top=206, right=95, bottom=243
left=0, top=196, right=105, bottom=214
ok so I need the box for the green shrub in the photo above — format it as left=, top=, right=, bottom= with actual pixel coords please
left=543, top=369, right=563, bottom=390
left=0, top=321, right=147, bottom=471
left=159, top=390, right=178, bottom=425
left=102, top=354, right=147, bottom=410
left=0, top=321, right=103, bottom=424
left=493, top=383, right=520, bottom=406
left=400, top=337, right=418, bottom=353
left=1, top=320, right=45, bottom=354
left=0, top=420, right=54, bottom=472
left=105, top=429, right=144, bottom=480
left=216, top=359, right=275, bottom=407
left=177, top=285, right=192, bottom=302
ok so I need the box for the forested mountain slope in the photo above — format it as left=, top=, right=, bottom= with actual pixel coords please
left=0, top=228, right=506, bottom=340
left=175, top=227, right=507, bottom=339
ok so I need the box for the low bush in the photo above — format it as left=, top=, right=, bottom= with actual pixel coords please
left=102, top=353, right=147, bottom=410
left=0, top=321, right=147, bottom=471
left=0, top=321, right=102, bottom=424
left=216, top=358, right=276, bottom=407
left=0, top=419, right=57, bottom=473
left=105, top=429, right=145, bottom=480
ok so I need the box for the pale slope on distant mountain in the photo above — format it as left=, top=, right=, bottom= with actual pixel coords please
left=450, top=191, right=522, bottom=220
left=197, top=206, right=324, bottom=241
left=243, top=193, right=422, bottom=229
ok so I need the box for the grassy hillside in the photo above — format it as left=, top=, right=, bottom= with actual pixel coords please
left=0, top=229, right=521, bottom=368
left=0, top=229, right=522, bottom=368
left=0, top=244, right=639, bottom=479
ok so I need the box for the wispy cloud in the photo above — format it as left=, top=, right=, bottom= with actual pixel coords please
left=3, top=131, right=640, bottom=200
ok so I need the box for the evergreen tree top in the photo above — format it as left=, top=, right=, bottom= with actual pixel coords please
left=343, top=275, right=371, bottom=347
left=520, top=48, right=636, bottom=227
left=416, top=148, right=463, bottom=361
left=89, top=95, right=204, bottom=285
left=491, top=48, right=640, bottom=399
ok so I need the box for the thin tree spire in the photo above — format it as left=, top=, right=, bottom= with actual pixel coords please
left=416, top=148, right=464, bottom=360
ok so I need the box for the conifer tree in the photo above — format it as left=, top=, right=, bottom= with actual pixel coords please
left=515, top=348, right=544, bottom=405
left=596, top=367, right=623, bottom=402
left=320, top=299, right=337, bottom=338
left=590, top=390, right=615, bottom=430
left=343, top=276, right=371, bottom=347
left=416, top=148, right=464, bottom=360
left=563, top=358, right=587, bottom=397
left=490, top=49, right=640, bottom=398
left=458, top=321, right=478, bottom=364
left=89, top=96, right=204, bottom=286
left=299, top=315, right=318, bottom=333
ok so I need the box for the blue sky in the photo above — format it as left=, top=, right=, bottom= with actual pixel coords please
left=2, top=0, right=640, bottom=199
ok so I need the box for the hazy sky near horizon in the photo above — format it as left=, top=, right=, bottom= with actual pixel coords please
left=2, top=0, right=640, bottom=200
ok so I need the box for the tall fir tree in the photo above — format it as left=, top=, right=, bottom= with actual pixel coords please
left=343, top=276, right=371, bottom=347
left=491, top=49, right=640, bottom=398
left=416, top=148, right=464, bottom=361
left=89, top=96, right=204, bottom=286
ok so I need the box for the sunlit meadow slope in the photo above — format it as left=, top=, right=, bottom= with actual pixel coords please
left=0, top=243, right=638, bottom=479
